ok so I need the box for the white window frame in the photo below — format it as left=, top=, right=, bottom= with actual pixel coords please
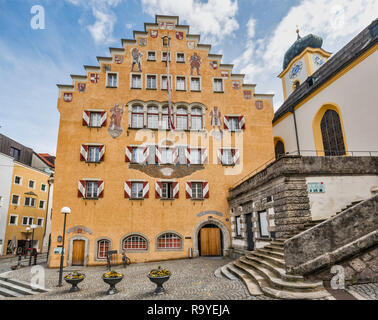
left=228, top=116, right=240, bottom=131
left=24, top=197, right=36, bottom=207
left=191, top=182, right=203, bottom=199
left=191, top=107, right=203, bottom=130
left=14, top=176, right=22, bottom=185
left=175, top=76, right=186, bottom=91
left=38, top=200, right=45, bottom=210
left=11, top=194, right=20, bottom=206
left=131, top=147, right=144, bottom=164
left=131, top=105, right=144, bottom=129
left=37, top=218, right=44, bottom=227
left=213, top=78, right=224, bottom=93
left=88, top=146, right=101, bottom=163
left=9, top=214, right=18, bottom=226
left=161, top=52, right=171, bottom=62
left=28, top=217, right=34, bottom=225
left=106, top=71, right=118, bottom=88
left=131, top=182, right=144, bottom=199
left=130, top=73, right=143, bottom=89
left=41, top=183, right=47, bottom=192
left=147, top=50, right=156, bottom=61
left=147, top=106, right=159, bottom=129
left=190, top=76, right=202, bottom=92
left=145, top=74, right=157, bottom=90
left=22, top=216, right=29, bottom=226
left=176, top=52, right=186, bottom=63
left=160, top=75, right=173, bottom=91
left=89, top=112, right=102, bottom=128
left=221, top=148, right=234, bottom=166
left=28, top=180, right=35, bottom=189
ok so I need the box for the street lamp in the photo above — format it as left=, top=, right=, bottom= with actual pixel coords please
left=28, top=224, right=37, bottom=266
left=58, top=207, right=71, bottom=287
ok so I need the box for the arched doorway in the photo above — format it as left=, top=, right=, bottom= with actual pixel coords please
left=198, top=224, right=223, bottom=256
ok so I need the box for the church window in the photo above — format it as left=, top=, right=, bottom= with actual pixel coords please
left=320, top=110, right=346, bottom=156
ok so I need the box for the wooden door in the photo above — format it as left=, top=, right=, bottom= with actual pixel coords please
left=72, top=240, right=85, bottom=266
left=200, top=228, right=221, bottom=256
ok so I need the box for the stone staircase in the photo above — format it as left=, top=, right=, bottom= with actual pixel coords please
left=0, top=274, right=48, bottom=298
left=335, top=200, right=363, bottom=215
left=215, top=239, right=334, bottom=299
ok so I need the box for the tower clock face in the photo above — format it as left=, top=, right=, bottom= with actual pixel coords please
left=289, top=61, right=303, bottom=79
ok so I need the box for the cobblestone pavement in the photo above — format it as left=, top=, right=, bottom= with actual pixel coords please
left=0, top=257, right=273, bottom=300
left=348, top=283, right=378, bottom=300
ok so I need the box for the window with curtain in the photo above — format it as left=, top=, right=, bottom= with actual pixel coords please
left=320, top=109, right=346, bottom=156
left=176, top=107, right=188, bottom=130
left=131, top=182, right=144, bottom=198
left=132, top=147, right=144, bottom=164
left=190, top=149, right=201, bottom=164
left=131, top=106, right=144, bottom=128
left=191, top=107, right=202, bottom=130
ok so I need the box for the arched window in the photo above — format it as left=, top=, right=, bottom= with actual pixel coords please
left=176, top=107, right=188, bottom=130
left=191, top=107, right=203, bottom=130
left=131, top=105, right=144, bottom=128
left=293, top=81, right=300, bottom=91
left=157, top=233, right=182, bottom=249
left=122, top=235, right=148, bottom=251
left=97, top=239, right=110, bottom=259
left=275, top=141, right=285, bottom=159
left=147, top=106, right=158, bottom=129
left=320, top=109, right=346, bottom=156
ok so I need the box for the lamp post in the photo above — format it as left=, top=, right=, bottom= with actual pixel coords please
left=58, top=207, right=71, bottom=287
left=25, top=226, right=31, bottom=257
left=28, top=224, right=37, bottom=266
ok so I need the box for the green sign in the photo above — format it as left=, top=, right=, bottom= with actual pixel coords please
left=54, top=247, right=65, bottom=255
left=308, top=182, right=325, bottom=193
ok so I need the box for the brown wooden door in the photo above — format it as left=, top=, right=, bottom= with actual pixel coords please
left=72, top=240, right=85, bottom=266
left=200, top=228, right=221, bottom=256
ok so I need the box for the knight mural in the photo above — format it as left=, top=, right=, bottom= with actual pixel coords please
left=210, top=106, right=223, bottom=140
left=131, top=47, right=143, bottom=72
left=190, top=53, right=201, bottom=75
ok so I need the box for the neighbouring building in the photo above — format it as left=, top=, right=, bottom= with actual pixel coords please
left=0, top=134, right=55, bottom=255
left=49, top=15, right=275, bottom=268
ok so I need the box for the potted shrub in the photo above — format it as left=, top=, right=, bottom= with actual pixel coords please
left=148, top=266, right=171, bottom=294
left=64, top=271, right=85, bottom=292
left=102, top=270, right=124, bottom=295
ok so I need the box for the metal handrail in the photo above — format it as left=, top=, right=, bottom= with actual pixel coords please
left=230, top=149, right=378, bottom=190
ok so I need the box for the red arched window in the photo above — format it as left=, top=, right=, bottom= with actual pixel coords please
left=157, top=233, right=182, bottom=249
left=97, top=239, right=110, bottom=259
left=122, top=235, right=148, bottom=251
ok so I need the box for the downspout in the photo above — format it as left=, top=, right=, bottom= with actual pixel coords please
left=290, top=106, right=301, bottom=156
left=42, top=174, right=52, bottom=252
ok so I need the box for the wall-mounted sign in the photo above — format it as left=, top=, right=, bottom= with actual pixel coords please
left=308, top=182, right=325, bottom=193
left=54, top=247, right=64, bottom=255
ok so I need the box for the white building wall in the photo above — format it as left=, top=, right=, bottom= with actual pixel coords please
left=274, top=49, right=378, bottom=155
left=306, top=175, right=378, bottom=220
left=0, top=153, right=14, bottom=255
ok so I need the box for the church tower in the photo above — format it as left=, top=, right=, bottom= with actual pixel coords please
left=278, top=28, right=331, bottom=100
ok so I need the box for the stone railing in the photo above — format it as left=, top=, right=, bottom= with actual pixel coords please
left=284, top=195, right=378, bottom=275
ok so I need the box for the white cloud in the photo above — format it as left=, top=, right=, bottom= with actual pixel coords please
left=66, top=0, right=124, bottom=44
left=141, top=0, right=239, bottom=45
left=233, top=0, right=378, bottom=109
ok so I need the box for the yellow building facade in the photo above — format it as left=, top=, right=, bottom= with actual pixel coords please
left=49, top=15, right=275, bottom=268
left=4, top=163, right=50, bottom=255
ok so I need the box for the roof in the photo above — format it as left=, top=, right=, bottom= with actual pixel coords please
left=273, top=18, right=378, bottom=124
left=37, top=153, right=56, bottom=168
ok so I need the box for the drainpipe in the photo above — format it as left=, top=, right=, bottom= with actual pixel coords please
left=42, top=174, right=53, bottom=253
left=290, top=106, right=301, bottom=156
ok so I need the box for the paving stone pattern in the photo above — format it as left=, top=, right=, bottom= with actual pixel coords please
left=348, top=283, right=378, bottom=300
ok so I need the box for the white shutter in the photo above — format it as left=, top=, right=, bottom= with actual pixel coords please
left=142, top=182, right=149, bottom=198
left=98, top=181, right=104, bottom=198
left=233, top=149, right=240, bottom=165
left=155, top=182, right=162, bottom=198
left=203, top=182, right=209, bottom=198
left=100, top=112, right=107, bottom=127
left=124, top=181, right=131, bottom=198
left=82, top=111, right=90, bottom=126
left=99, top=145, right=105, bottom=161
left=80, top=145, right=88, bottom=161
left=172, top=182, right=179, bottom=199
left=142, top=147, right=149, bottom=164
left=78, top=180, right=86, bottom=198
left=223, top=116, right=230, bottom=130
left=185, top=147, right=191, bottom=164
left=125, top=146, right=133, bottom=162
left=185, top=182, right=192, bottom=199
left=238, top=116, right=245, bottom=130
left=201, top=148, right=208, bottom=164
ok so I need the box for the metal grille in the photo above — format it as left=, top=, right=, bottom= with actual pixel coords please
left=123, top=235, right=147, bottom=251
left=157, top=233, right=181, bottom=249
left=97, top=240, right=110, bottom=259
left=320, top=110, right=346, bottom=156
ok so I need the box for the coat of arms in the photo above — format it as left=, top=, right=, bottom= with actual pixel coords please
left=150, top=30, right=158, bottom=38
left=232, top=81, right=240, bottom=90
left=131, top=48, right=143, bottom=72
left=115, top=55, right=124, bottom=64
left=210, top=61, right=218, bottom=70
left=139, top=38, right=147, bottom=47
left=176, top=32, right=183, bottom=40
left=108, top=103, right=124, bottom=139
left=244, top=90, right=252, bottom=100
left=63, top=93, right=72, bottom=102
left=77, top=83, right=86, bottom=92
left=187, top=41, right=195, bottom=50
left=221, top=71, right=229, bottom=78
left=90, top=73, right=99, bottom=83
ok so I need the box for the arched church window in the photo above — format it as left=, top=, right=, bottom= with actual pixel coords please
left=320, top=109, right=346, bottom=156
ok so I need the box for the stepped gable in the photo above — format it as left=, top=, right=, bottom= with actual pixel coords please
left=56, top=14, right=273, bottom=103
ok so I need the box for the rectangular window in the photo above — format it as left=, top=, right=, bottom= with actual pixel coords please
left=22, top=217, right=28, bottom=225
left=9, top=215, right=18, bottom=226
left=236, top=216, right=242, bottom=237
left=11, top=195, right=20, bottom=205
left=162, top=52, right=171, bottom=62
left=147, top=108, right=159, bottom=129
left=88, top=146, right=100, bottom=163
left=148, top=146, right=156, bottom=164
left=258, top=211, right=270, bottom=238
left=14, top=176, right=22, bottom=185
left=146, top=75, right=157, bottom=89
left=161, top=75, right=172, bottom=90
left=24, top=197, right=36, bottom=207
left=147, top=51, right=156, bottom=61
left=41, top=184, right=46, bottom=191
left=228, top=117, right=239, bottom=131
left=191, top=182, right=203, bottom=199
left=132, top=147, right=144, bottom=164
left=28, top=217, right=34, bottom=225
left=107, top=73, right=118, bottom=87
left=39, top=200, right=45, bottom=209
left=131, top=182, right=144, bottom=199
left=37, top=218, right=44, bottom=227
left=131, top=74, right=142, bottom=89
left=222, top=149, right=233, bottom=165
left=28, top=180, right=35, bottom=189
left=190, top=77, right=201, bottom=91
left=10, top=147, right=21, bottom=161
left=213, top=78, right=224, bottom=92
left=90, top=112, right=102, bottom=127
left=161, top=182, right=173, bottom=199
left=86, top=182, right=98, bottom=199
left=176, top=53, right=185, bottom=63
left=176, top=76, right=186, bottom=91
left=190, top=149, right=201, bottom=164
left=161, top=148, right=173, bottom=164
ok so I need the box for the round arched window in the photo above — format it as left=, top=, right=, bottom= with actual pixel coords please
left=122, top=235, right=148, bottom=251
left=157, top=233, right=182, bottom=249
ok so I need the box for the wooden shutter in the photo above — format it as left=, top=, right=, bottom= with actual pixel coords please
left=172, top=182, right=179, bottom=199
left=201, top=148, right=208, bottom=164
left=185, top=182, right=192, bottom=199
left=172, top=147, right=179, bottom=164
left=223, top=116, right=230, bottom=130
left=99, top=145, right=105, bottom=161
left=80, top=145, right=88, bottom=161
left=143, top=147, right=149, bottom=164
left=155, top=147, right=162, bottom=164
left=185, top=147, right=191, bottom=164
left=232, top=149, right=240, bottom=165
left=100, top=112, right=107, bottom=127
left=125, top=146, right=133, bottom=162
left=142, top=182, right=149, bottom=198
left=155, top=182, right=162, bottom=198
left=124, top=181, right=132, bottom=198
left=78, top=180, right=86, bottom=198
left=203, top=182, right=209, bottom=198
left=217, top=149, right=223, bottom=164
left=82, top=111, right=90, bottom=126
left=238, top=116, right=245, bottom=130
left=97, top=181, right=104, bottom=198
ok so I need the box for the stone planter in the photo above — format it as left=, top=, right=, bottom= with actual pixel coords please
left=148, top=275, right=170, bottom=294
left=102, top=276, right=123, bottom=295
left=64, top=276, right=85, bottom=293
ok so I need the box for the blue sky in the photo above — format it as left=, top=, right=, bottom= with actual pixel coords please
left=0, top=0, right=376, bottom=155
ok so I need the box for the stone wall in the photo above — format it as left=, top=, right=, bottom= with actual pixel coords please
left=284, top=195, right=378, bottom=276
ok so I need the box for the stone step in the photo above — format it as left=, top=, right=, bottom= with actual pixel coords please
left=257, top=248, right=285, bottom=259
left=266, top=244, right=284, bottom=251
left=0, top=286, right=23, bottom=298
left=0, top=279, right=34, bottom=296
left=214, top=267, right=223, bottom=279
left=270, top=241, right=285, bottom=248
left=0, top=276, right=48, bottom=293
left=249, top=252, right=285, bottom=268
left=220, top=263, right=238, bottom=281
left=239, top=258, right=324, bottom=292
left=245, top=255, right=304, bottom=282
left=226, top=263, right=263, bottom=296
left=262, top=285, right=332, bottom=300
